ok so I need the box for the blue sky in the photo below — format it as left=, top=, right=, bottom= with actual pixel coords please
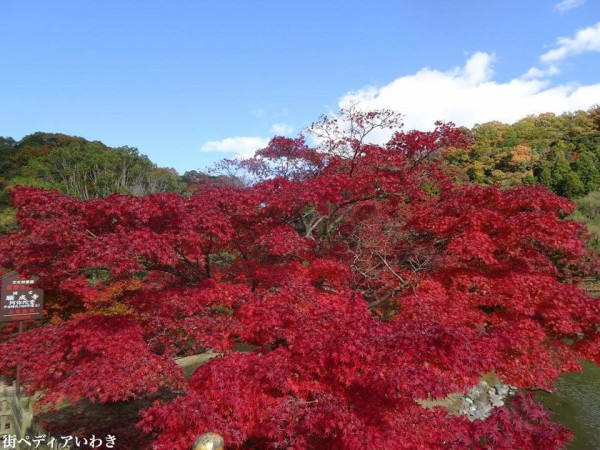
left=1, top=0, right=599, bottom=173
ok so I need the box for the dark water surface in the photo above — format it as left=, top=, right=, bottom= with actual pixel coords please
left=536, top=361, right=600, bottom=450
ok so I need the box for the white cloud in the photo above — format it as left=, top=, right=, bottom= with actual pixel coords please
left=270, top=123, right=294, bottom=135
left=541, top=21, right=600, bottom=62
left=554, top=0, right=586, bottom=13
left=461, top=52, right=495, bottom=83
left=339, top=52, right=600, bottom=133
left=201, top=123, right=296, bottom=159
left=522, top=65, right=560, bottom=79
left=201, top=136, right=270, bottom=158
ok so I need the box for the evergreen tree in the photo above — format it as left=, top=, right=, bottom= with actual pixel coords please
left=572, top=152, right=600, bottom=194
left=562, top=171, right=585, bottom=198
left=538, top=162, right=554, bottom=190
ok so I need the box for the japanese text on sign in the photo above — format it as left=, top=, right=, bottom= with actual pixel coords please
left=0, top=272, right=44, bottom=322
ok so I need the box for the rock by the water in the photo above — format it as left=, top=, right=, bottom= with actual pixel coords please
left=457, top=380, right=516, bottom=421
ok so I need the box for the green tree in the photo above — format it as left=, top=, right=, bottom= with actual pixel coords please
left=538, top=162, right=554, bottom=190
left=561, top=171, right=585, bottom=198
left=546, top=155, right=572, bottom=195
left=570, top=189, right=600, bottom=251
left=573, top=152, right=600, bottom=194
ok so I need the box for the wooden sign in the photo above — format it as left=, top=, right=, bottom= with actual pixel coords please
left=0, top=272, right=44, bottom=322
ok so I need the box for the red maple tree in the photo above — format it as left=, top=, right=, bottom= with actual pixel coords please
left=1, top=108, right=598, bottom=449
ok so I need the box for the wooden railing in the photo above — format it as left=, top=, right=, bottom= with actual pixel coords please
left=0, top=385, right=11, bottom=436
left=0, top=383, right=65, bottom=449
left=582, top=277, right=600, bottom=296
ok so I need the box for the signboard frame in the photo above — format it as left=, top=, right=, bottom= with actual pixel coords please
left=1, top=272, right=44, bottom=322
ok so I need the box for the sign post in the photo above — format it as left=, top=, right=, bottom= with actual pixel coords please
left=1, top=272, right=44, bottom=397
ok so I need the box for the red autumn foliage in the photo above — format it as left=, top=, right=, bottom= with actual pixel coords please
left=0, top=108, right=598, bottom=449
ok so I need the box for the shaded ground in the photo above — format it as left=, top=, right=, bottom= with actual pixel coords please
left=35, top=352, right=218, bottom=450
left=37, top=395, right=161, bottom=449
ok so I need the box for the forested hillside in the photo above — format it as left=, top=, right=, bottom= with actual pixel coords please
left=446, top=106, right=600, bottom=196
left=0, top=133, right=188, bottom=232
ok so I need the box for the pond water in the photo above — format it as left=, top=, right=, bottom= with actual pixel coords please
left=536, top=360, right=600, bottom=450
